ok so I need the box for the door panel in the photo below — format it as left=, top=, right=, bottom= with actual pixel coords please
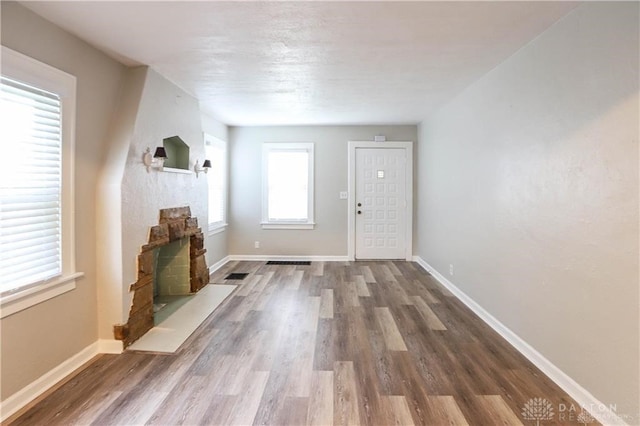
left=355, top=148, right=406, bottom=259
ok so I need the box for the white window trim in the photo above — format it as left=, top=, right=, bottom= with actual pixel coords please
left=204, top=133, right=228, bottom=236
left=209, top=223, right=228, bottom=235
left=0, top=46, right=83, bottom=318
left=261, top=142, right=315, bottom=230
left=261, top=223, right=315, bottom=230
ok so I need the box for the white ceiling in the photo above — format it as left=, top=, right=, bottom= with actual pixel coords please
left=22, top=1, right=578, bottom=126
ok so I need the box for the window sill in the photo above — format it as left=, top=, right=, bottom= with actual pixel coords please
left=261, top=222, right=316, bottom=230
left=208, top=223, right=228, bottom=236
left=0, top=272, right=84, bottom=319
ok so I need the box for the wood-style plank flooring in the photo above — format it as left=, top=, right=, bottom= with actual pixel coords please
left=9, top=261, right=593, bottom=425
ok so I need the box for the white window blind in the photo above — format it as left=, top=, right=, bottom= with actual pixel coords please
left=262, top=143, right=315, bottom=229
left=0, top=76, right=62, bottom=292
left=267, top=151, right=309, bottom=220
left=205, top=135, right=227, bottom=230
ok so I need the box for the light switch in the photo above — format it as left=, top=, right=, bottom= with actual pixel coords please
left=339, top=191, right=348, bottom=199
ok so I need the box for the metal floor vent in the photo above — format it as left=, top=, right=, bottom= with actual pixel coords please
left=266, top=261, right=311, bottom=266
left=225, top=273, right=249, bottom=280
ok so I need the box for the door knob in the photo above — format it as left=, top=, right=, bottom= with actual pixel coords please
left=357, top=210, right=362, bottom=214
left=357, top=203, right=362, bottom=207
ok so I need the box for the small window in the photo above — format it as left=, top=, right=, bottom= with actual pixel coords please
left=262, top=143, right=315, bottom=229
left=204, top=134, right=227, bottom=234
left=0, top=47, right=82, bottom=317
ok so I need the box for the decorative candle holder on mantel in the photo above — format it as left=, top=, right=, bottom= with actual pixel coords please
left=143, top=146, right=168, bottom=172
left=194, top=159, right=211, bottom=178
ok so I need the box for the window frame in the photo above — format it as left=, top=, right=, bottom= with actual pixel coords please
left=0, top=46, right=82, bottom=318
left=204, top=133, right=228, bottom=235
left=261, top=142, right=315, bottom=230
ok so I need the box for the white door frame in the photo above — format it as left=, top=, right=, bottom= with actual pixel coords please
left=347, top=141, right=413, bottom=261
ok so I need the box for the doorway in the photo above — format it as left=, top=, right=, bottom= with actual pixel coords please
left=348, top=141, right=413, bottom=260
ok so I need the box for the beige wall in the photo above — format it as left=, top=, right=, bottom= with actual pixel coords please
left=96, top=66, right=148, bottom=340
left=416, top=2, right=639, bottom=421
left=0, top=2, right=126, bottom=399
left=228, top=125, right=417, bottom=256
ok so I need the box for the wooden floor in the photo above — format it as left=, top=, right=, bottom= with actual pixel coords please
left=9, top=261, right=592, bottom=425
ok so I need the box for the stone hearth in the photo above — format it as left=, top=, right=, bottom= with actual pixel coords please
left=114, top=206, right=209, bottom=347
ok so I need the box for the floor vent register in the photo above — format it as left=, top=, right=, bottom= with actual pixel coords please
left=225, top=273, right=249, bottom=280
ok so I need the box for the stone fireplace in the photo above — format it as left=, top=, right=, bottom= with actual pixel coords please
left=113, top=206, right=209, bottom=347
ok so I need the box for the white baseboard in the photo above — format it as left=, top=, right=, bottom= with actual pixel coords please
left=209, top=255, right=231, bottom=274
left=412, top=256, right=628, bottom=426
left=0, top=341, right=100, bottom=422
left=228, top=254, right=349, bottom=262
left=97, top=338, right=123, bottom=354
left=0, top=339, right=123, bottom=421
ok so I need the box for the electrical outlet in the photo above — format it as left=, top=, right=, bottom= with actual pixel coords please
left=254, top=241, right=260, bottom=249
left=339, top=191, right=348, bottom=199
left=449, top=264, right=454, bottom=276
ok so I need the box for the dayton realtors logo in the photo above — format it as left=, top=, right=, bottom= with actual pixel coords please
left=522, top=398, right=554, bottom=425
left=521, top=398, right=597, bottom=425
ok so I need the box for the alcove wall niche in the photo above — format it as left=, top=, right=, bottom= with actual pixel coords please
left=162, top=135, right=189, bottom=170
left=113, top=206, right=209, bottom=347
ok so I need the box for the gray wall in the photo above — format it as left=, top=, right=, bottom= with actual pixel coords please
left=416, top=3, right=639, bottom=421
left=229, top=126, right=417, bottom=256
left=0, top=2, right=126, bottom=399
left=117, top=69, right=208, bottom=331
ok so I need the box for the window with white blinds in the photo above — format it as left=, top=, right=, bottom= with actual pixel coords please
left=0, top=46, right=80, bottom=317
left=0, top=77, right=63, bottom=292
left=261, top=143, right=315, bottom=229
left=204, top=134, right=227, bottom=234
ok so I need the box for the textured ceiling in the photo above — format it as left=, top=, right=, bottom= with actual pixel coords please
left=22, top=1, right=578, bottom=126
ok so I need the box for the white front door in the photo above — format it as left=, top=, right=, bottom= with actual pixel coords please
left=355, top=147, right=407, bottom=259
